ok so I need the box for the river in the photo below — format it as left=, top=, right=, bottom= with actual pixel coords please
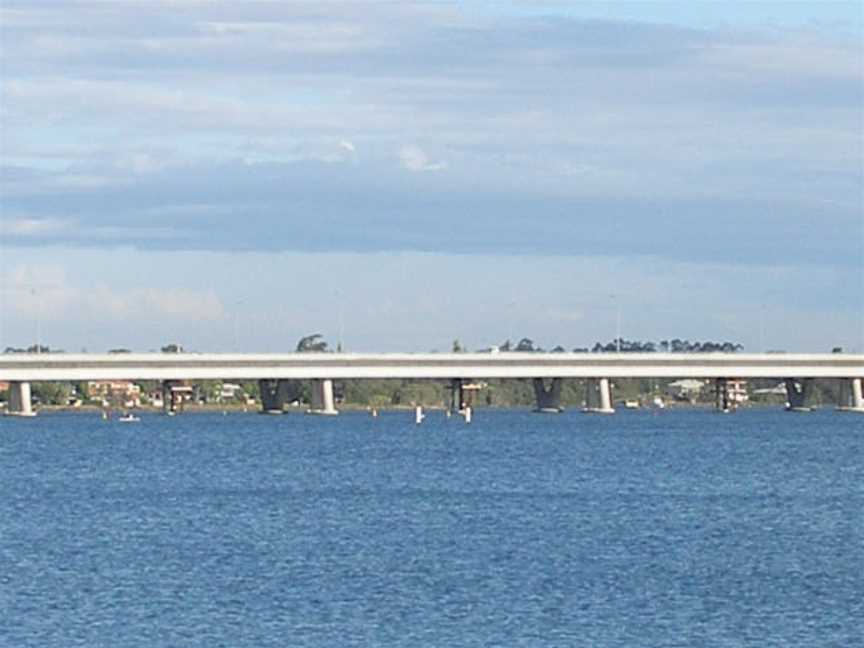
left=1, top=408, right=861, bottom=646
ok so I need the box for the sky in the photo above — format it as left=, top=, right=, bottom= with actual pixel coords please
left=1, top=1, right=862, bottom=353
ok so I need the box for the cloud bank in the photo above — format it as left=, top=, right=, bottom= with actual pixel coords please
left=1, top=2, right=859, bottom=265
left=1, top=2, right=861, bottom=351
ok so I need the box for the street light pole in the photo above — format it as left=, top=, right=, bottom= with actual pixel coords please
left=233, top=299, right=244, bottom=352
left=610, top=294, right=621, bottom=353
left=336, top=290, right=344, bottom=352
left=33, top=288, right=41, bottom=354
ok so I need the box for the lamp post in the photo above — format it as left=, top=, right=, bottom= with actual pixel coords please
left=232, top=299, right=244, bottom=352
left=335, top=290, right=345, bottom=353
left=610, top=294, right=621, bottom=353
left=508, top=300, right=516, bottom=349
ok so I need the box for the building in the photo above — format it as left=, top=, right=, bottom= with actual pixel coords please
left=87, top=380, right=142, bottom=407
left=666, top=378, right=707, bottom=401
left=219, top=382, right=244, bottom=401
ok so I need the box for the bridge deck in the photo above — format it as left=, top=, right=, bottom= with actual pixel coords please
left=1, top=353, right=861, bottom=381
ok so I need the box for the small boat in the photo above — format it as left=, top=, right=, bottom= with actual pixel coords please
left=118, top=413, right=140, bottom=423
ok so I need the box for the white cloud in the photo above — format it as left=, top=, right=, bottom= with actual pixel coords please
left=3, top=264, right=78, bottom=317
left=1, top=264, right=224, bottom=322
left=1, top=3, right=860, bottom=352
left=80, top=285, right=223, bottom=322
left=0, top=215, right=183, bottom=243
left=56, top=174, right=117, bottom=189
left=114, top=152, right=171, bottom=174
left=1, top=217, right=72, bottom=237
left=135, top=288, right=224, bottom=321
left=398, top=145, right=447, bottom=172
left=546, top=308, right=586, bottom=323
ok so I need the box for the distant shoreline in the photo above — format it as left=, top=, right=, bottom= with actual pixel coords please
left=16, top=401, right=793, bottom=415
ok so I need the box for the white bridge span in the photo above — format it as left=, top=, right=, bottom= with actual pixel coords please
left=1, top=352, right=862, bottom=381
left=2, top=352, right=862, bottom=416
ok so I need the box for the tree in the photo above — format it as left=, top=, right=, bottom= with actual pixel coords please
left=32, top=382, right=71, bottom=405
left=4, top=345, right=52, bottom=353
left=515, top=338, right=535, bottom=352
left=296, top=334, right=328, bottom=353
left=452, top=339, right=463, bottom=352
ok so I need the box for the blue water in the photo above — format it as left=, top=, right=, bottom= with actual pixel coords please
left=1, top=409, right=861, bottom=647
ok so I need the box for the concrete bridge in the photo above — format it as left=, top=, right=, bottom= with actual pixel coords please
left=2, top=352, right=862, bottom=416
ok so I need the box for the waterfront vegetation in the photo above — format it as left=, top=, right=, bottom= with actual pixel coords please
left=0, top=376, right=850, bottom=412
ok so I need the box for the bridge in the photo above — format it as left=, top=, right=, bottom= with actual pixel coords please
left=2, top=352, right=862, bottom=416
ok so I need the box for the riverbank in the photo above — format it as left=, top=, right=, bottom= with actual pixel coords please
left=16, top=400, right=796, bottom=416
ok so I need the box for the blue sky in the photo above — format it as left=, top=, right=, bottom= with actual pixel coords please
left=1, top=1, right=861, bottom=352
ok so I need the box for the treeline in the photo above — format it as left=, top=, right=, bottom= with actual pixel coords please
left=464, top=337, right=744, bottom=353
left=588, top=339, right=744, bottom=353
left=4, top=344, right=53, bottom=354
left=6, top=377, right=848, bottom=410
left=3, top=335, right=745, bottom=356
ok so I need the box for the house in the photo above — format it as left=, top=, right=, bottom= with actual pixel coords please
left=219, top=382, right=244, bottom=401
left=666, top=379, right=707, bottom=401
left=87, top=380, right=142, bottom=407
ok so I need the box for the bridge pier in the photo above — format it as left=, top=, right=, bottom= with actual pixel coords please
left=162, top=381, right=186, bottom=415
left=715, top=378, right=731, bottom=412
left=583, top=378, right=614, bottom=414
left=6, top=381, right=35, bottom=416
left=449, top=378, right=464, bottom=414
left=259, top=379, right=290, bottom=414
left=715, top=378, right=748, bottom=412
left=838, top=377, right=864, bottom=413
left=784, top=378, right=811, bottom=412
left=533, top=377, right=563, bottom=413
left=308, top=379, right=338, bottom=415
left=448, top=378, right=480, bottom=420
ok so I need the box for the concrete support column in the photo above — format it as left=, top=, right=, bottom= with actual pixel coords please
left=838, top=377, right=864, bottom=412
left=450, top=379, right=464, bottom=414
left=162, top=381, right=184, bottom=415
left=852, top=378, right=864, bottom=410
left=784, top=378, right=811, bottom=412
left=598, top=378, right=613, bottom=412
left=309, top=379, right=338, bottom=415
left=715, top=378, right=730, bottom=412
left=258, top=379, right=289, bottom=414
left=583, top=378, right=614, bottom=414
left=533, top=377, right=563, bottom=413
left=7, top=381, right=35, bottom=416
